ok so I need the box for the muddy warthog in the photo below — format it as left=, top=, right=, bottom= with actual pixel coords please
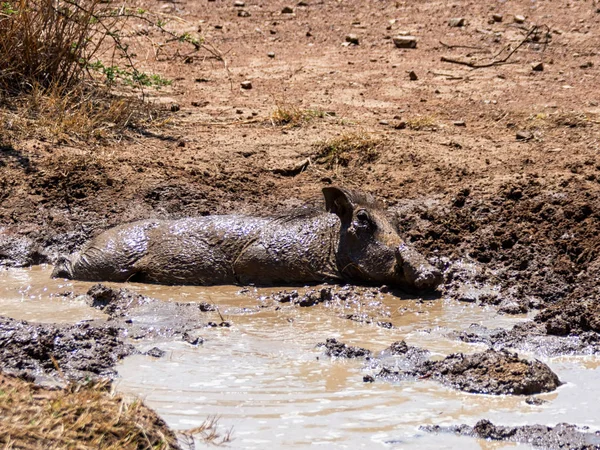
left=52, top=187, right=442, bottom=291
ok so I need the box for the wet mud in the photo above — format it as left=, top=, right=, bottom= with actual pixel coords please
left=0, top=283, right=220, bottom=385
left=324, top=339, right=561, bottom=395
left=423, top=419, right=600, bottom=450
left=0, top=316, right=133, bottom=385
left=317, top=338, right=372, bottom=359
left=85, top=283, right=215, bottom=340
left=450, top=320, right=600, bottom=357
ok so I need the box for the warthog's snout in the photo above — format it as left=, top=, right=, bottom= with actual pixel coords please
left=396, top=244, right=443, bottom=291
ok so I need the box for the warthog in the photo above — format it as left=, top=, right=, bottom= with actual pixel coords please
left=52, top=187, right=442, bottom=291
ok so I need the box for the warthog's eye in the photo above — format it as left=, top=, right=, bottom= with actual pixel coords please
left=356, top=210, right=374, bottom=229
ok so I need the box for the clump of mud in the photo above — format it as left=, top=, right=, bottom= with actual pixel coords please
left=317, top=338, right=372, bottom=359
left=396, top=182, right=600, bottom=314
left=450, top=320, right=600, bottom=357
left=422, top=419, right=600, bottom=450
left=85, top=284, right=216, bottom=340
left=377, top=348, right=561, bottom=395
left=0, top=316, right=134, bottom=384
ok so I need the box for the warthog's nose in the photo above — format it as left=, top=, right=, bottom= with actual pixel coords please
left=396, top=244, right=443, bottom=291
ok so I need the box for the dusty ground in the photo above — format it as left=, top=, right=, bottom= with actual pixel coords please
left=1, top=0, right=599, bottom=447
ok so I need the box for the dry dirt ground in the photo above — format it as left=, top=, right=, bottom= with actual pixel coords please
left=0, top=0, right=599, bottom=446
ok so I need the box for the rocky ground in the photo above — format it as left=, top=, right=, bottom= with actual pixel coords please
left=1, top=0, right=599, bottom=448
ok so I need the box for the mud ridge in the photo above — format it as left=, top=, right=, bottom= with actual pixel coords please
left=422, top=419, right=600, bottom=450
left=0, top=316, right=134, bottom=385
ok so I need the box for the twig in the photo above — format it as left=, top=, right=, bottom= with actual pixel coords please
left=439, top=41, right=484, bottom=50
left=441, top=25, right=546, bottom=69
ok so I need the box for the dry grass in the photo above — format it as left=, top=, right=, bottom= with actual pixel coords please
left=0, top=0, right=169, bottom=143
left=1, top=85, right=162, bottom=144
left=0, top=373, right=180, bottom=450
left=270, top=102, right=327, bottom=127
left=405, top=115, right=439, bottom=131
left=313, top=130, right=384, bottom=168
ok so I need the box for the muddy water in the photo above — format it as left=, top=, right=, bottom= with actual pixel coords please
left=1, top=266, right=599, bottom=449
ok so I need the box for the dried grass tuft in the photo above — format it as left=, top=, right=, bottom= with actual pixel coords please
left=313, top=130, right=384, bottom=168
left=0, top=373, right=180, bottom=450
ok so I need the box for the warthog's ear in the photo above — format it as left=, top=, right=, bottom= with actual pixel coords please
left=323, top=186, right=354, bottom=223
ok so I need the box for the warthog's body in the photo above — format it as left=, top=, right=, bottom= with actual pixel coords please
left=52, top=187, right=442, bottom=291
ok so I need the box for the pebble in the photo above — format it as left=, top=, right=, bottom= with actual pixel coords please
left=241, top=80, right=253, bottom=89
left=238, top=10, right=250, bottom=17
left=453, top=120, right=466, bottom=127
left=298, top=1, right=309, bottom=6
left=234, top=0, right=245, bottom=6
left=514, top=14, right=526, bottom=23
left=236, top=109, right=243, bottom=114
left=532, top=62, right=544, bottom=71
left=492, top=13, right=503, bottom=22
left=379, top=120, right=389, bottom=125
left=516, top=130, right=533, bottom=141
left=393, top=35, right=417, bottom=48
left=281, top=6, right=294, bottom=14
left=409, top=70, right=418, bottom=81
left=345, top=34, right=359, bottom=45
left=448, top=17, right=466, bottom=27
left=267, top=51, right=275, bottom=58
left=170, top=103, right=180, bottom=112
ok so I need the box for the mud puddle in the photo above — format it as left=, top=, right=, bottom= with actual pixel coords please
left=1, top=266, right=599, bottom=449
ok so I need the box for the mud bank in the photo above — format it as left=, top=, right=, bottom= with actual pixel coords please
left=320, top=339, right=561, bottom=395
left=423, top=419, right=600, bottom=450
left=0, top=316, right=133, bottom=384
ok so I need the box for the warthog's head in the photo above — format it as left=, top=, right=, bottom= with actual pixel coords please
left=323, top=187, right=442, bottom=291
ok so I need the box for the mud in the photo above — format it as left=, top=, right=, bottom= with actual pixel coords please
left=450, top=321, right=600, bottom=357
left=423, top=419, right=600, bottom=450
left=85, top=283, right=215, bottom=340
left=376, top=348, right=561, bottom=395
left=317, top=338, right=372, bottom=359
left=0, top=316, right=133, bottom=384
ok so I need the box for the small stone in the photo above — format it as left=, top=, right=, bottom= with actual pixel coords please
left=393, top=36, right=417, bottom=48
left=281, top=6, right=294, bottom=14
left=379, top=120, right=389, bottom=125
left=448, top=17, right=466, bottom=27
left=306, top=30, right=312, bottom=37
left=408, top=70, right=418, bottom=81
left=236, top=109, right=243, bottom=114
left=182, top=331, right=204, bottom=346
left=170, top=103, right=180, bottom=112
left=267, top=51, right=275, bottom=58
left=514, top=14, right=526, bottom=23
left=532, top=62, right=544, bottom=71
left=238, top=10, right=250, bottom=17
left=297, top=0, right=308, bottom=5
left=516, top=130, right=533, bottom=141
left=363, top=375, right=375, bottom=383
left=233, top=0, right=245, bottom=6
left=453, top=120, right=466, bottom=127
left=146, top=347, right=166, bottom=358
left=241, top=80, right=252, bottom=89
left=393, top=121, right=407, bottom=130
left=580, top=61, right=593, bottom=69
left=345, top=34, right=359, bottom=45
left=525, top=396, right=547, bottom=406
left=492, top=13, right=503, bottom=22
left=191, top=101, right=208, bottom=107
left=214, top=24, right=223, bottom=29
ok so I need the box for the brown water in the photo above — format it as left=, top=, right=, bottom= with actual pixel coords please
left=2, top=266, right=599, bottom=449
